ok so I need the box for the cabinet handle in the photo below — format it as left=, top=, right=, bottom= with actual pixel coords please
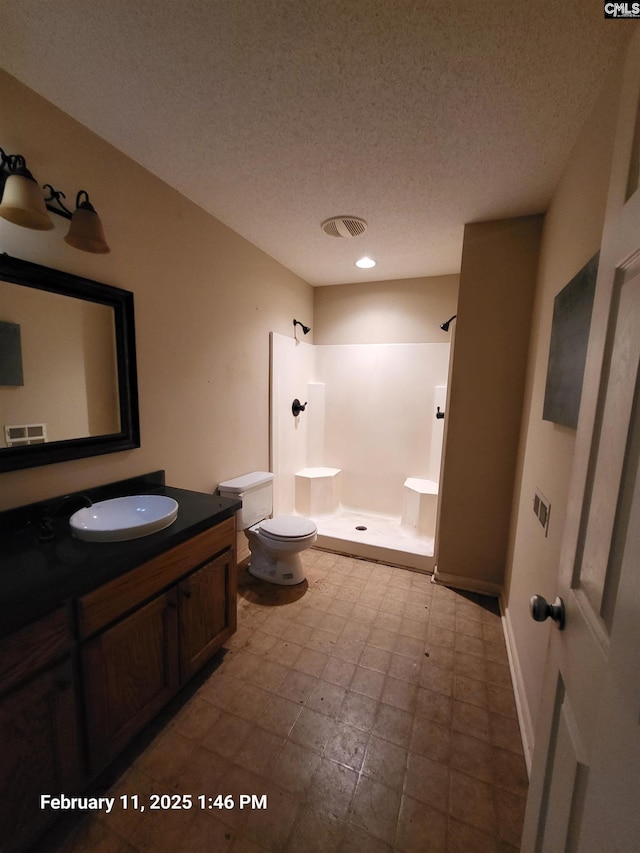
left=182, top=589, right=192, bottom=599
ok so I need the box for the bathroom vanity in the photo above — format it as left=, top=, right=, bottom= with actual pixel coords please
left=0, top=472, right=240, bottom=853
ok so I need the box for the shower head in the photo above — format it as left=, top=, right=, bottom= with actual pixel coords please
left=440, top=314, right=457, bottom=332
left=293, top=319, right=311, bottom=335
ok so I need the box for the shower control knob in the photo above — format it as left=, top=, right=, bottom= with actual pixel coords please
left=292, top=399, right=307, bottom=416
left=530, top=594, right=565, bottom=630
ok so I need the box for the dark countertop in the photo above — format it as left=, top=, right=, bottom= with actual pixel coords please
left=0, top=472, right=241, bottom=637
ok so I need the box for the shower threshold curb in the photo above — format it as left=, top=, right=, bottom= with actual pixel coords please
left=313, top=531, right=435, bottom=572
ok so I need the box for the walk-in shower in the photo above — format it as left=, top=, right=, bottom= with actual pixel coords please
left=270, top=332, right=450, bottom=571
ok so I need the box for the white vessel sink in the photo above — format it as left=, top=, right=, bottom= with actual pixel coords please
left=70, top=495, right=179, bottom=542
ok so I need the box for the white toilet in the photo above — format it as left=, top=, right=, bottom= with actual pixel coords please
left=218, top=471, right=317, bottom=585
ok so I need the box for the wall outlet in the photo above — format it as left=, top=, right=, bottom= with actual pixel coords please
left=533, top=489, right=550, bottom=536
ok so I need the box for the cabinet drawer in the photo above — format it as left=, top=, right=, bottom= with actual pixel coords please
left=0, top=607, right=71, bottom=696
left=78, top=517, right=235, bottom=639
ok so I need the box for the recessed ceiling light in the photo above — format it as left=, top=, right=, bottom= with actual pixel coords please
left=355, top=256, right=376, bottom=269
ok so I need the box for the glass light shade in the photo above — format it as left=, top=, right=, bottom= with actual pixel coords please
left=355, top=256, right=376, bottom=268
left=64, top=205, right=110, bottom=254
left=0, top=173, right=54, bottom=230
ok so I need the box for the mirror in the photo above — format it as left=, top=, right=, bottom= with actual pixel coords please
left=0, top=253, right=139, bottom=472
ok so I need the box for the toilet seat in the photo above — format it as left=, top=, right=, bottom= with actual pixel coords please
left=256, top=515, right=317, bottom=542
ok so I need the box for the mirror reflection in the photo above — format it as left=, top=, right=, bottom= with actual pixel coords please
left=0, top=280, right=120, bottom=447
left=0, top=253, right=139, bottom=473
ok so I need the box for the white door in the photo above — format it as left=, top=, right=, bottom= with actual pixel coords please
left=521, top=32, right=640, bottom=853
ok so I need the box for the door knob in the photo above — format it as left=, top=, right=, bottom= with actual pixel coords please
left=530, top=595, right=565, bottom=630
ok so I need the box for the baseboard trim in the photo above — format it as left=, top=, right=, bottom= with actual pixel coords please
left=431, top=567, right=502, bottom=598
left=500, top=595, right=534, bottom=776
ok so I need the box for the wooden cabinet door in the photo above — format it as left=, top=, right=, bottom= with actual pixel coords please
left=83, top=590, right=179, bottom=771
left=179, top=550, right=236, bottom=682
left=0, top=659, right=81, bottom=853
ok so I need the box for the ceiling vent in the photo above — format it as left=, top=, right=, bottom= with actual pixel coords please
left=321, top=216, right=367, bottom=238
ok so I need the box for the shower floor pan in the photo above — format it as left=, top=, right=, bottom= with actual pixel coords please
left=310, top=509, right=435, bottom=572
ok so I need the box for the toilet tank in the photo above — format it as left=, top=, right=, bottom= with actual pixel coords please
left=217, top=471, right=274, bottom=530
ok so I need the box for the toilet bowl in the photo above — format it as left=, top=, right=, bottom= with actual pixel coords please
left=217, top=471, right=317, bottom=586
left=247, top=515, right=317, bottom=585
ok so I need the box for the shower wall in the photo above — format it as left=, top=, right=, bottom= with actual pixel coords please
left=270, top=333, right=314, bottom=515
left=316, top=344, right=448, bottom=515
left=271, top=332, right=450, bottom=518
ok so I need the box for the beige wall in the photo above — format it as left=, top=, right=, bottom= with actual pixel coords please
left=0, top=283, right=91, bottom=443
left=313, top=275, right=459, bottom=345
left=0, top=70, right=313, bottom=509
left=436, top=216, right=543, bottom=589
left=503, top=64, right=621, bottom=755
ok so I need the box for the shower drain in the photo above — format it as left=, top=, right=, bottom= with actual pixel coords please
left=355, top=525, right=367, bottom=531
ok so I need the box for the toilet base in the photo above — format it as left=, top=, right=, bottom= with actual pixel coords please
left=248, top=551, right=306, bottom=585
left=245, top=521, right=316, bottom=586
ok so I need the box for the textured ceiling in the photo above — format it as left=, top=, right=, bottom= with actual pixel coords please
left=0, top=2, right=629, bottom=285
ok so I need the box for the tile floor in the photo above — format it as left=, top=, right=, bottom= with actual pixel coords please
left=53, top=549, right=527, bottom=853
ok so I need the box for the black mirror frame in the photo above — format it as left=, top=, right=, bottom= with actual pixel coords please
left=0, top=253, right=140, bottom=473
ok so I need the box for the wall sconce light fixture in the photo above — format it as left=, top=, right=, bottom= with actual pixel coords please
left=0, top=147, right=110, bottom=254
